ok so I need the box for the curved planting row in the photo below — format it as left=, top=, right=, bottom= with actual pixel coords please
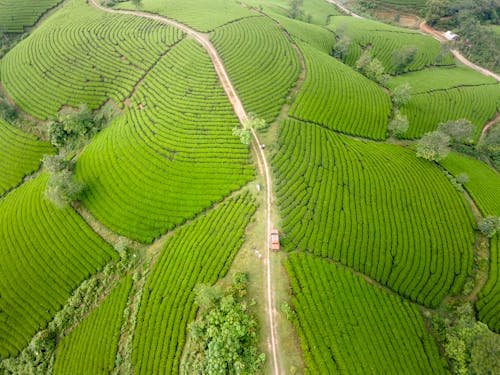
left=273, top=14, right=336, bottom=54
left=54, top=276, right=132, bottom=375
left=440, top=152, right=500, bottom=217
left=290, top=42, right=391, bottom=140
left=76, top=39, right=253, bottom=243
left=330, top=16, right=451, bottom=73
left=387, top=66, right=497, bottom=95
left=401, top=84, right=500, bottom=139
left=0, top=117, right=53, bottom=196
left=132, top=192, right=255, bottom=375
left=286, top=252, right=447, bottom=374
left=1, top=0, right=182, bottom=119
left=117, top=0, right=253, bottom=32
left=0, top=174, right=116, bottom=359
left=440, top=152, right=500, bottom=332
left=273, top=120, right=475, bottom=307
left=211, top=16, right=300, bottom=123
left=0, top=0, right=63, bottom=32
left=477, top=234, right=500, bottom=332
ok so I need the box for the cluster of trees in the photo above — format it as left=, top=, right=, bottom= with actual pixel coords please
left=417, top=119, right=476, bottom=161
left=182, top=273, right=265, bottom=375
left=356, top=50, right=389, bottom=84
left=388, top=83, right=411, bottom=138
left=426, top=0, right=500, bottom=72
left=48, top=103, right=114, bottom=150
left=43, top=155, right=84, bottom=209
left=288, top=0, right=313, bottom=23
left=431, top=302, right=500, bottom=375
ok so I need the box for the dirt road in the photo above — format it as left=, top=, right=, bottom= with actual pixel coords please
left=419, top=21, right=500, bottom=82
left=89, top=1, right=280, bottom=374
left=326, top=0, right=363, bottom=19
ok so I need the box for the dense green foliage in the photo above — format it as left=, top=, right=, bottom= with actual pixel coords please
left=0, top=0, right=63, bottom=32
left=330, top=16, right=452, bottom=74
left=53, top=276, right=132, bottom=375
left=212, top=16, right=300, bottom=123
left=0, top=117, right=53, bottom=196
left=401, top=84, right=500, bottom=139
left=290, top=42, right=391, bottom=140
left=0, top=175, right=116, bottom=358
left=76, top=39, right=253, bottom=243
left=182, top=274, right=264, bottom=375
left=117, top=0, right=253, bottom=32
left=273, top=120, right=475, bottom=306
left=1, top=0, right=182, bottom=119
left=286, top=252, right=447, bottom=374
left=373, top=0, right=427, bottom=8
left=132, top=193, right=255, bottom=375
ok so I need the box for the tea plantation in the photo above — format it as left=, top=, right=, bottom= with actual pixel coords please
left=1, top=0, right=499, bottom=373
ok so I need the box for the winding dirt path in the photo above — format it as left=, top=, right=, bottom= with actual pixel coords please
left=419, top=21, right=500, bottom=82
left=326, top=0, right=363, bottom=19
left=89, top=1, right=280, bottom=374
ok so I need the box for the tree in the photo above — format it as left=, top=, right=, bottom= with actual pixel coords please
left=0, top=98, right=17, bottom=122
left=479, top=124, right=500, bottom=154
left=356, top=51, right=388, bottom=84
left=416, top=131, right=450, bottom=161
left=42, top=154, right=71, bottom=174
left=478, top=216, right=500, bottom=238
left=288, top=0, right=304, bottom=19
left=45, top=170, right=84, bottom=209
left=392, top=46, right=418, bottom=74
left=426, top=0, right=453, bottom=26
left=388, top=110, right=409, bottom=138
left=182, top=273, right=265, bottom=375
left=438, top=119, right=476, bottom=144
left=392, top=83, right=412, bottom=107
left=333, top=34, right=351, bottom=60
left=233, top=116, right=266, bottom=145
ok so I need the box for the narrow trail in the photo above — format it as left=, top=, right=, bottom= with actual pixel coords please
left=479, top=113, right=500, bottom=143
left=326, top=0, right=363, bottom=19
left=89, top=1, right=280, bottom=373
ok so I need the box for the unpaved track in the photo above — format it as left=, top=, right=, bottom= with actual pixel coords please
left=327, top=0, right=363, bottom=18
left=89, top=1, right=280, bottom=374
left=419, top=21, right=500, bottom=82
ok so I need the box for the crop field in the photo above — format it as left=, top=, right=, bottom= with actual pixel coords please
left=477, top=234, right=500, bottom=331
left=0, top=117, right=53, bottom=196
left=387, top=66, right=498, bottom=94
left=132, top=193, right=255, bottom=375
left=53, top=276, right=132, bottom=375
left=272, top=14, right=336, bottom=54
left=273, top=120, right=475, bottom=307
left=374, top=0, right=427, bottom=8
left=1, top=0, right=183, bottom=119
left=400, top=84, right=500, bottom=139
left=286, top=252, right=447, bottom=374
left=0, top=0, right=63, bottom=32
left=0, top=175, right=116, bottom=358
left=290, top=42, right=391, bottom=140
left=440, top=152, right=500, bottom=217
left=212, top=16, right=300, bottom=123
left=117, top=0, right=253, bottom=32
left=76, top=39, right=253, bottom=243
left=329, top=16, right=452, bottom=73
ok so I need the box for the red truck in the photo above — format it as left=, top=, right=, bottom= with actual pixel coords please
left=270, top=229, right=280, bottom=252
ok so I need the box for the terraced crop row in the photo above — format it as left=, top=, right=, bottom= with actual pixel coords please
left=286, top=252, right=447, bottom=374
left=477, top=234, right=500, bottom=332
left=76, top=39, right=253, bottom=243
left=273, top=120, right=475, bottom=307
left=290, top=42, right=391, bottom=140
left=117, top=0, right=253, bottom=32
left=387, top=66, right=497, bottom=94
left=440, top=152, right=500, bottom=217
left=211, top=16, right=300, bottom=123
left=329, top=16, right=452, bottom=73
left=132, top=192, right=255, bottom=375
left=1, top=0, right=183, bottom=119
left=273, top=14, right=336, bottom=54
left=0, top=0, right=63, bottom=32
left=401, top=84, right=500, bottom=139
left=0, top=174, right=116, bottom=359
left=0, top=117, right=53, bottom=196
left=54, top=276, right=132, bottom=375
